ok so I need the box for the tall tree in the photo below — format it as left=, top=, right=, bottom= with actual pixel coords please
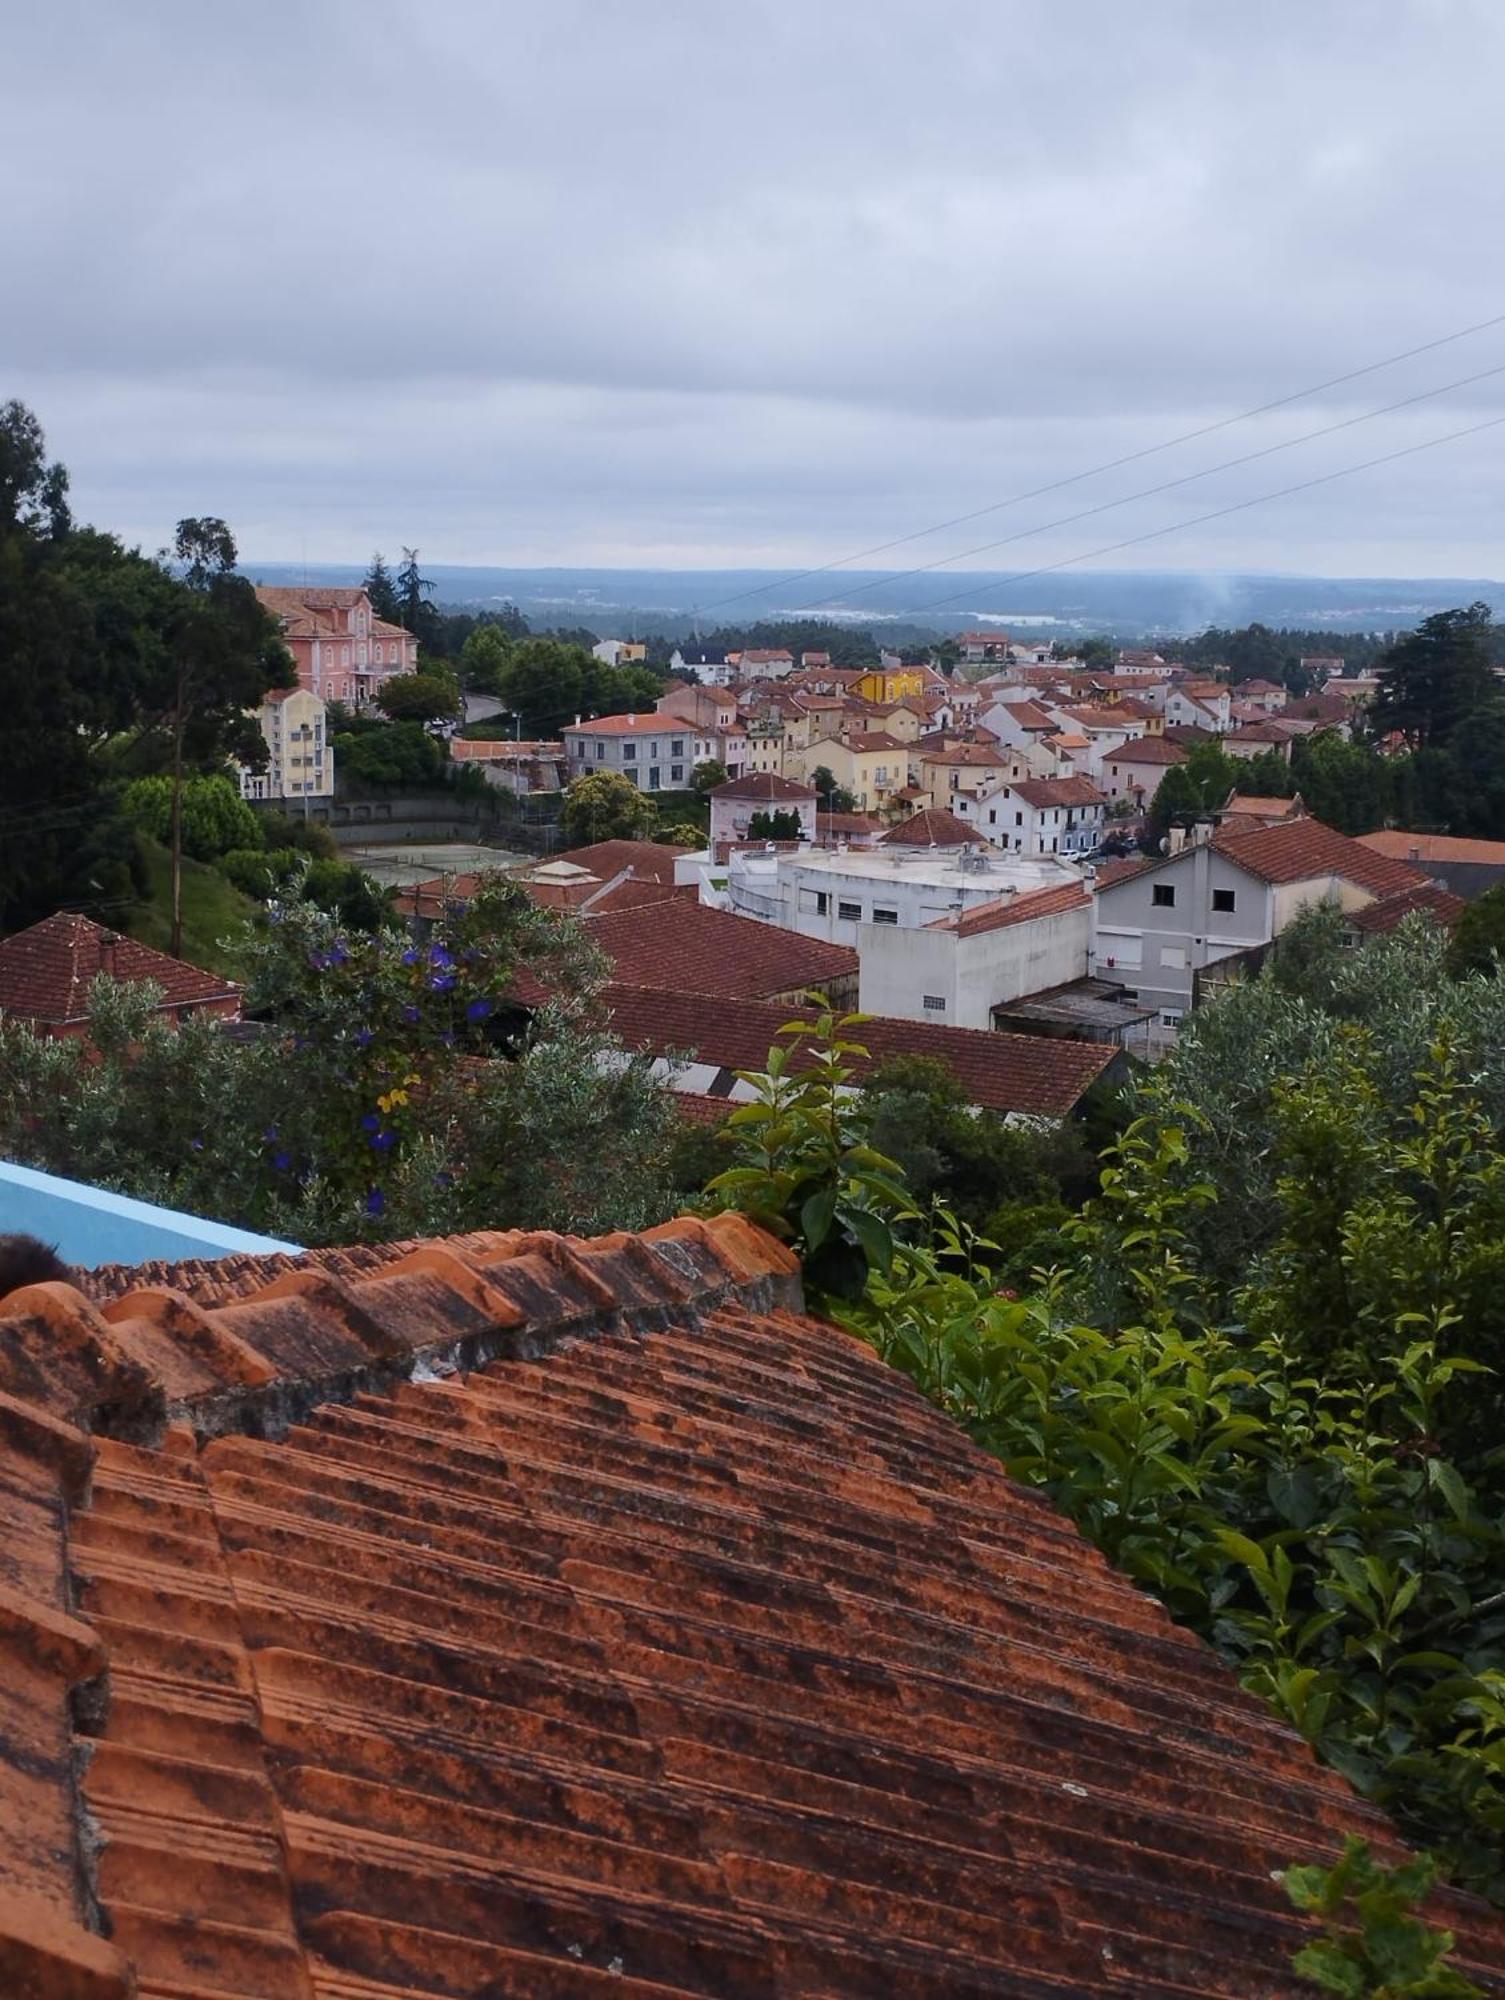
left=362, top=552, right=400, bottom=623
left=160, top=519, right=291, bottom=954
left=395, top=547, right=438, bottom=649
left=1372, top=602, right=1499, bottom=749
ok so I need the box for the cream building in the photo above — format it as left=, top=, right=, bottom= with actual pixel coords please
left=237, top=688, right=333, bottom=803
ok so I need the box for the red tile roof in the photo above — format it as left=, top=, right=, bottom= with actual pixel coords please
left=709, top=771, right=816, bottom=801
left=1225, top=720, right=1298, bottom=744
left=552, top=840, right=683, bottom=885
left=944, top=879, right=1094, bottom=939
left=844, top=731, right=906, bottom=753
left=920, top=741, right=1006, bottom=766
left=6, top=1216, right=1502, bottom=1995
left=815, top=810, right=886, bottom=838
left=1349, top=881, right=1467, bottom=933
left=1111, top=737, right=1187, bottom=766
left=1360, top=830, right=1505, bottom=867
left=561, top=712, right=668, bottom=735
left=0, top=914, right=239, bottom=1028
left=603, top=982, right=1112, bottom=1115
left=1007, top=776, right=1107, bottom=810
left=1213, top=818, right=1429, bottom=896
left=583, top=899, right=858, bottom=1001
left=879, top=809, right=975, bottom=847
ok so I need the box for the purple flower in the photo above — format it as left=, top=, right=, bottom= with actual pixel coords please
left=402, top=1005, right=421, bottom=1024
left=429, top=946, right=455, bottom=970
left=465, top=997, right=493, bottom=1023
left=190, top=1137, right=204, bottom=1152
left=272, top=1150, right=292, bottom=1173
left=365, top=1186, right=385, bottom=1216
left=354, top=1027, right=374, bottom=1047
left=361, top=1112, right=381, bottom=1132
left=369, top=1129, right=396, bottom=1153
left=430, top=974, right=456, bottom=993
left=263, top=1126, right=279, bottom=1142
left=401, top=948, right=419, bottom=966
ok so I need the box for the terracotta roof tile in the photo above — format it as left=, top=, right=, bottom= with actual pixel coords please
left=943, top=880, right=1094, bottom=940
left=708, top=772, right=816, bottom=801
left=552, top=840, right=684, bottom=885
left=1360, top=830, right=1505, bottom=867
left=1110, top=737, right=1187, bottom=766
left=1213, top=818, right=1429, bottom=896
left=601, top=983, right=1112, bottom=1116
left=1348, top=881, right=1467, bottom=933
left=3, top=1213, right=1503, bottom=1993
left=580, top=900, right=857, bottom=1002
left=1006, top=777, right=1106, bottom=810
left=879, top=809, right=976, bottom=847
left=0, top=914, right=239, bottom=1028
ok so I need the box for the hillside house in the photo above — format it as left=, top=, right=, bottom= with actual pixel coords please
left=254, top=586, right=416, bottom=705
left=236, top=687, right=333, bottom=803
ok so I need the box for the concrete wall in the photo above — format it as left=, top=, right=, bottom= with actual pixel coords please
left=1093, top=847, right=1274, bottom=1020
left=859, top=901, right=1089, bottom=1030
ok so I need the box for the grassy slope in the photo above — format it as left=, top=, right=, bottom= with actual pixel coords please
left=127, top=838, right=259, bottom=979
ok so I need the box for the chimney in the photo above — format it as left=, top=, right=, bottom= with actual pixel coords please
left=1408, top=844, right=1421, bottom=861
left=98, top=930, right=122, bottom=976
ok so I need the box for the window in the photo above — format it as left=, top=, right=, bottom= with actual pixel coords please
left=838, top=900, right=862, bottom=922
left=1212, top=888, right=1236, bottom=913
left=872, top=906, right=899, bottom=925
left=1014, top=811, right=1023, bottom=826
left=815, top=891, right=828, bottom=915
left=671, top=765, right=684, bottom=784
left=1152, top=884, right=1176, bottom=908
left=595, top=741, right=605, bottom=758
left=649, top=768, right=661, bottom=790
left=1160, top=1009, right=1184, bottom=1028
left=671, top=738, right=684, bottom=757
left=988, top=809, right=996, bottom=824
left=623, top=743, right=636, bottom=761
left=922, top=995, right=946, bottom=1012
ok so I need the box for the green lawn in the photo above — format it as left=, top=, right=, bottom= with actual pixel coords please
left=128, top=838, right=260, bottom=979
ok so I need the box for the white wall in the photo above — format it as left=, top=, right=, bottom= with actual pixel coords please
left=859, top=900, right=1090, bottom=1029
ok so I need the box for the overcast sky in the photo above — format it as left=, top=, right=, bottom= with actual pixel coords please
left=5, top=0, right=1505, bottom=580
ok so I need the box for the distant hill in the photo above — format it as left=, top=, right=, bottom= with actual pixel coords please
left=243, top=561, right=1504, bottom=641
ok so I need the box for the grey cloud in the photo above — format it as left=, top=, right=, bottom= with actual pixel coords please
left=4, top=0, right=1504, bottom=575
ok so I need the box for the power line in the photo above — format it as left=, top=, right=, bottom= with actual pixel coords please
left=902, top=408, right=1505, bottom=619
left=692, top=305, right=1505, bottom=619
left=786, top=357, right=1505, bottom=614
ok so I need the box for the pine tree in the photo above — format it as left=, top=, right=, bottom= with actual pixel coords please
left=1373, top=602, right=1499, bottom=749
left=362, top=552, right=399, bottom=622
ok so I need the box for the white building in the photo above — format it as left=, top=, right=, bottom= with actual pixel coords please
left=958, top=776, right=1107, bottom=857
left=1092, top=817, right=1432, bottom=1028
left=861, top=878, right=1092, bottom=1029
left=237, top=688, right=333, bottom=803
left=562, top=713, right=702, bottom=793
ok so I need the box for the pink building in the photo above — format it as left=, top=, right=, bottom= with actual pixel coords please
left=255, top=587, right=418, bottom=706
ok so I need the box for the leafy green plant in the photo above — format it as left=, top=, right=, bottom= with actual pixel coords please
left=1282, top=1839, right=1483, bottom=1996
left=704, top=1023, right=1505, bottom=1900
left=707, top=1005, right=914, bottom=1298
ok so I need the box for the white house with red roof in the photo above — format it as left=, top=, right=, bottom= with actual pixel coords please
left=562, top=711, right=701, bottom=793
left=1091, top=816, right=1434, bottom=1027
left=957, top=775, right=1107, bottom=858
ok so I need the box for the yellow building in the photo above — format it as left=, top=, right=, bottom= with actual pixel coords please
left=914, top=741, right=1012, bottom=811
left=854, top=665, right=926, bottom=705
left=788, top=730, right=910, bottom=812
left=237, top=687, right=334, bottom=803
